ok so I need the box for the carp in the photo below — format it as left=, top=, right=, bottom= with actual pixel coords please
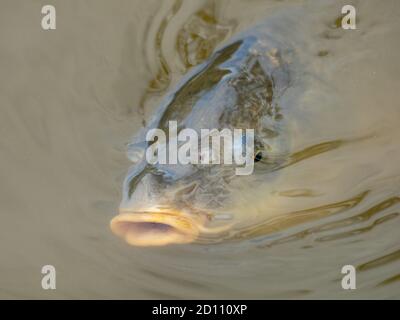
left=110, top=19, right=298, bottom=246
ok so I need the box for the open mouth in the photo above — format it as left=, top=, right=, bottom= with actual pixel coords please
left=110, top=211, right=200, bottom=246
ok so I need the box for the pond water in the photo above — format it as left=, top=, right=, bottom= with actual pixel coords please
left=0, top=0, right=399, bottom=298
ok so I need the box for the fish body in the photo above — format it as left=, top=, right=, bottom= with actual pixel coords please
left=111, top=20, right=298, bottom=246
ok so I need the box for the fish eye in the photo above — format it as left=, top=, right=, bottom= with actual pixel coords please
left=254, top=151, right=263, bottom=163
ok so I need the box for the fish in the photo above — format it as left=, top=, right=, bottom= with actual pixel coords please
left=110, top=16, right=300, bottom=246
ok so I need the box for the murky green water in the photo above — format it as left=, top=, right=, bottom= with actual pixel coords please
left=0, top=0, right=399, bottom=299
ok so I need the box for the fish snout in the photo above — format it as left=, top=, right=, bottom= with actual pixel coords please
left=110, top=210, right=203, bottom=246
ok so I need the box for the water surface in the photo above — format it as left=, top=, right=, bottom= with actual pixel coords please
left=0, top=0, right=399, bottom=298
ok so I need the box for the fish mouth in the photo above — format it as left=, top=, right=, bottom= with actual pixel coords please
left=110, top=211, right=200, bottom=246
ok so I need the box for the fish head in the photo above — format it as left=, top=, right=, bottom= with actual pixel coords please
left=111, top=143, right=248, bottom=246
left=111, top=122, right=289, bottom=246
left=110, top=34, right=292, bottom=246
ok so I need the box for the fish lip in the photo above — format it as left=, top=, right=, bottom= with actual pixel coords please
left=110, top=210, right=200, bottom=246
